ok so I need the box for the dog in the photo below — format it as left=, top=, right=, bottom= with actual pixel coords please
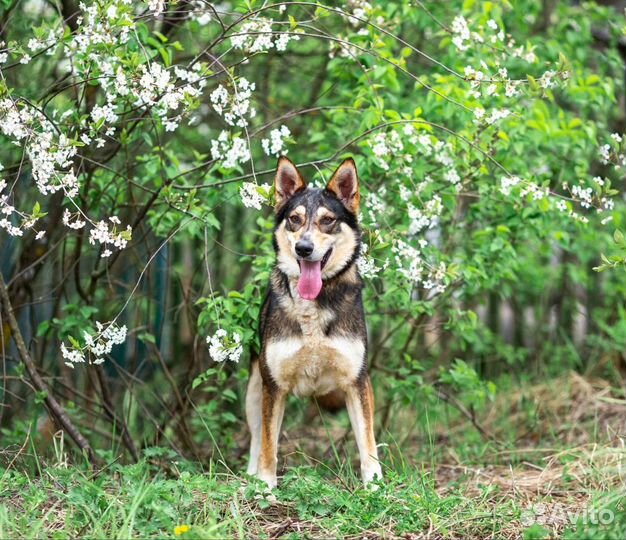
left=245, top=156, right=382, bottom=488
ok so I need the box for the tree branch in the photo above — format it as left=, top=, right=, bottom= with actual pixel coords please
left=0, top=271, right=96, bottom=465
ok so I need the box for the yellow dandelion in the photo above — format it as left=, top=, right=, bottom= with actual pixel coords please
left=174, top=524, right=190, bottom=536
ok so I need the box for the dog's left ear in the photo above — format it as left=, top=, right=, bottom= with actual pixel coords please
left=326, top=158, right=360, bottom=214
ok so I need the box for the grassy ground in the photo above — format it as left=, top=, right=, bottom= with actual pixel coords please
left=1, top=372, right=625, bottom=539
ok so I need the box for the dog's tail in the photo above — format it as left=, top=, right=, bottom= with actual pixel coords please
left=313, top=390, right=346, bottom=413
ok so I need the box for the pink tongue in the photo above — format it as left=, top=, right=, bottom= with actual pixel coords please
left=297, top=260, right=323, bottom=300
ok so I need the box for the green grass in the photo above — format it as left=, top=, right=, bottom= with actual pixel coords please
left=0, top=459, right=519, bottom=539
left=2, top=458, right=624, bottom=539
left=2, top=372, right=625, bottom=539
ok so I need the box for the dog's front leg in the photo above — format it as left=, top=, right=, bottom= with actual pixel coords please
left=245, top=359, right=263, bottom=475
left=256, top=384, right=286, bottom=488
left=345, top=375, right=383, bottom=485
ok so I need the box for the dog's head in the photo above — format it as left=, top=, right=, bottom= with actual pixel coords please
left=273, top=156, right=361, bottom=301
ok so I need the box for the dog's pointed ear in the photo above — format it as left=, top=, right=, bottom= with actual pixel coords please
left=274, top=156, right=306, bottom=210
left=326, top=158, right=360, bottom=214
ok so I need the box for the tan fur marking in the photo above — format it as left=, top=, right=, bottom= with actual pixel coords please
left=362, top=377, right=377, bottom=452
left=275, top=221, right=301, bottom=278
left=257, top=385, right=286, bottom=488
left=316, top=207, right=335, bottom=218
left=340, top=264, right=360, bottom=284
left=321, top=223, right=358, bottom=279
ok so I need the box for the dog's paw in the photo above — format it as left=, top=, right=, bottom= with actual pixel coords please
left=255, top=470, right=278, bottom=489
left=362, top=462, right=383, bottom=489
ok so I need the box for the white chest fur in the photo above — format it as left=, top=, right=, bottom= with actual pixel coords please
left=265, top=293, right=364, bottom=397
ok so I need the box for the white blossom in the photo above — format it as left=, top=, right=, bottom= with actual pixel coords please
left=407, top=195, right=442, bottom=235
left=210, top=78, right=256, bottom=128
left=473, top=107, right=485, bottom=121
left=571, top=184, right=593, bottom=208
left=230, top=18, right=300, bottom=53
left=0, top=99, right=80, bottom=234
left=61, top=343, right=86, bottom=367
left=61, top=321, right=127, bottom=367
left=599, top=144, right=611, bottom=165
left=190, top=0, right=212, bottom=24
left=539, top=70, right=556, bottom=89
left=211, top=131, right=251, bottom=169
left=485, top=108, right=511, bottom=125
left=148, top=0, right=165, bottom=16
left=505, top=81, right=519, bottom=97
left=206, top=329, right=242, bottom=363
left=88, top=219, right=132, bottom=257
left=444, top=169, right=461, bottom=185
left=357, top=244, right=382, bottom=279
left=366, top=189, right=387, bottom=216
left=451, top=15, right=471, bottom=51
left=500, top=175, right=521, bottom=196
left=369, top=131, right=403, bottom=170
left=347, top=0, right=372, bottom=27
left=240, top=182, right=270, bottom=210
left=261, top=125, right=291, bottom=156
left=91, top=102, right=118, bottom=124
left=62, top=208, right=86, bottom=230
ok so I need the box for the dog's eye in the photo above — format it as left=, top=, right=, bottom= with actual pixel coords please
left=319, top=216, right=335, bottom=226
left=289, top=215, right=302, bottom=226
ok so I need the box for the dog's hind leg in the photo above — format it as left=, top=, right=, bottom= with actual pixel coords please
left=245, top=358, right=263, bottom=475
left=345, top=375, right=383, bottom=485
left=256, top=384, right=286, bottom=489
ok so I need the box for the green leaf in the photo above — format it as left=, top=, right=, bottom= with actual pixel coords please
left=314, top=5, right=330, bottom=18
left=36, top=320, right=50, bottom=337
left=138, top=332, right=156, bottom=344
left=567, top=118, right=582, bottom=129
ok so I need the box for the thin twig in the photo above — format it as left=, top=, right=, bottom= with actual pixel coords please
left=435, top=387, right=498, bottom=444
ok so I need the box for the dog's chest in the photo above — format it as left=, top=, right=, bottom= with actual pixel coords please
left=265, top=297, right=364, bottom=396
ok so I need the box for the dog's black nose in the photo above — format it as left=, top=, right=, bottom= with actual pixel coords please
left=295, top=240, right=314, bottom=258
